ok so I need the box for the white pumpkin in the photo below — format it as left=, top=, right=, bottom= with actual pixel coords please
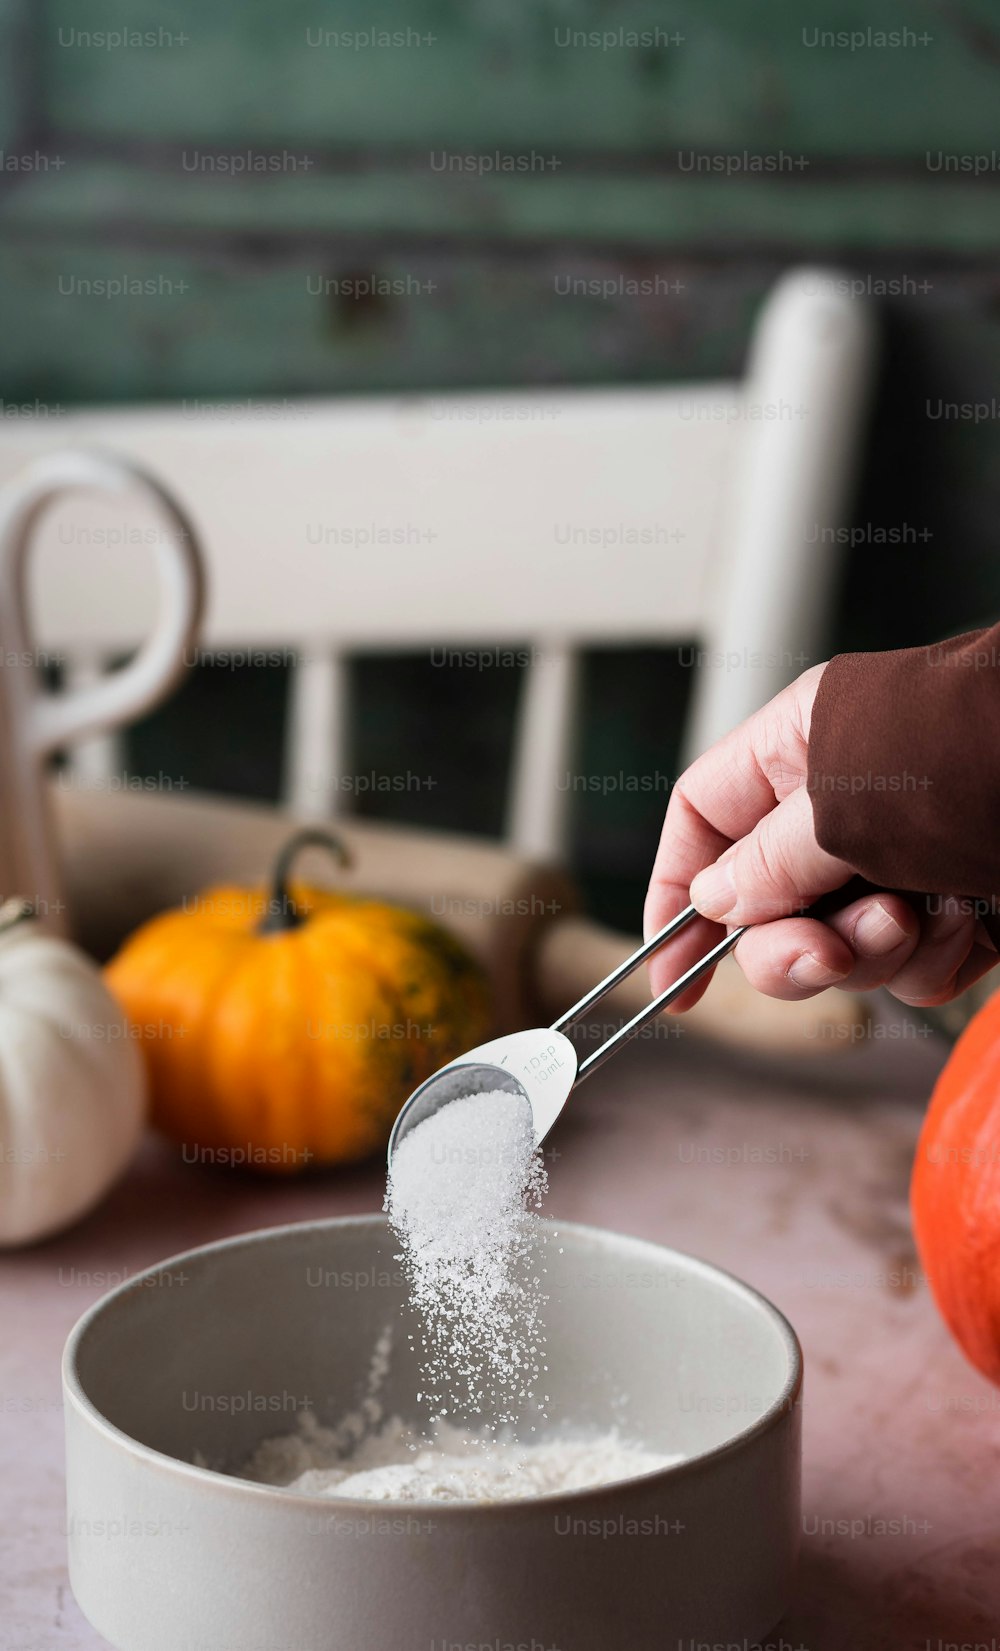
left=0, top=901, right=146, bottom=1246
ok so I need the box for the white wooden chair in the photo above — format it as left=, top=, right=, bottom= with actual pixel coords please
left=0, top=266, right=876, bottom=864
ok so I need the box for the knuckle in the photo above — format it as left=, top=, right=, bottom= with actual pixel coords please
left=742, top=826, right=795, bottom=913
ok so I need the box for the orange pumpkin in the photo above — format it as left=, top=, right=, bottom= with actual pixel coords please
left=911, top=989, right=1000, bottom=1383
left=105, top=831, right=492, bottom=1171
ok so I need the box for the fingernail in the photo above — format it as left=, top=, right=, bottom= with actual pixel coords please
left=788, top=952, right=849, bottom=989
left=690, top=860, right=737, bottom=921
left=852, top=900, right=907, bottom=956
left=929, top=895, right=972, bottom=937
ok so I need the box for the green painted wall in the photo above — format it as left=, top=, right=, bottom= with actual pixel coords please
left=2, top=0, right=999, bottom=920
left=4, top=0, right=1000, bottom=409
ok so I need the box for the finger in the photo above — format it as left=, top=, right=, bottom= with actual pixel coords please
left=952, top=942, right=1000, bottom=998
left=644, top=775, right=736, bottom=1008
left=689, top=785, right=851, bottom=926
left=730, top=892, right=920, bottom=999
left=822, top=893, right=921, bottom=991
left=731, top=917, right=855, bottom=999
left=643, top=891, right=722, bottom=1013
left=645, top=668, right=827, bottom=1010
left=647, top=666, right=824, bottom=919
left=882, top=899, right=982, bottom=1007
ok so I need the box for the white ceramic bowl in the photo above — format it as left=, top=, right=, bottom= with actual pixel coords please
left=63, top=1215, right=801, bottom=1650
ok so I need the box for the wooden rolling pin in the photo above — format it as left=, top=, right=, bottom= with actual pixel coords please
left=53, top=784, right=867, bottom=1056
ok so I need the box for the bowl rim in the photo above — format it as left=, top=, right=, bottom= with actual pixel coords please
left=63, top=1213, right=803, bottom=1516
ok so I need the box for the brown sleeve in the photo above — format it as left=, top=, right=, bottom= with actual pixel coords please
left=807, top=623, right=1000, bottom=899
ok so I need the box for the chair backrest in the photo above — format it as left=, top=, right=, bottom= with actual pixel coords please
left=0, top=266, right=876, bottom=862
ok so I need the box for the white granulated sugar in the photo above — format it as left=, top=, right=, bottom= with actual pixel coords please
left=230, top=1087, right=686, bottom=1506
left=240, top=1326, right=394, bottom=1487
left=384, top=1089, right=549, bottom=1424
left=242, top=1412, right=680, bottom=1504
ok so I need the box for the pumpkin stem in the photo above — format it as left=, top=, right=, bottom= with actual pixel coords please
left=259, top=829, right=352, bottom=934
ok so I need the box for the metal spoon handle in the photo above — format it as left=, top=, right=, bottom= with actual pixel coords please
left=549, top=903, right=699, bottom=1032
left=550, top=904, right=747, bottom=1084
left=576, top=924, right=746, bottom=1081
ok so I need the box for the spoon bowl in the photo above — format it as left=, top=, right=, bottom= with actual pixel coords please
left=386, top=1027, right=579, bottom=1165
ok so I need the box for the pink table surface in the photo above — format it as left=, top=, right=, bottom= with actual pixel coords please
left=3, top=1005, right=999, bottom=1650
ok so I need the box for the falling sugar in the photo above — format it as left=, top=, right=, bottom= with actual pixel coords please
left=234, top=1097, right=688, bottom=1502
left=385, top=1089, right=549, bottom=1426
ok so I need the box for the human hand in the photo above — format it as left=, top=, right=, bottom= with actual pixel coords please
left=645, top=663, right=996, bottom=1010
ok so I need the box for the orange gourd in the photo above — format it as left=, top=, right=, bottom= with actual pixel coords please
left=105, top=831, right=491, bottom=1171
left=911, top=989, right=1000, bottom=1383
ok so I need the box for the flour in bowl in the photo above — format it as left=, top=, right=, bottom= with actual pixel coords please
left=242, top=1411, right=679, bottom=1503
left=385, top=1088, right=549, bottom=1424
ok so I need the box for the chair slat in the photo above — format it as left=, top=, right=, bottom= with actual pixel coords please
left=507, top=642, right=579, bottom=862
left=283, top=649, right=350, bottom=820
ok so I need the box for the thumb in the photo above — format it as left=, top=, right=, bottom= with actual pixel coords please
left=688, top=784, right=850, bottom=926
